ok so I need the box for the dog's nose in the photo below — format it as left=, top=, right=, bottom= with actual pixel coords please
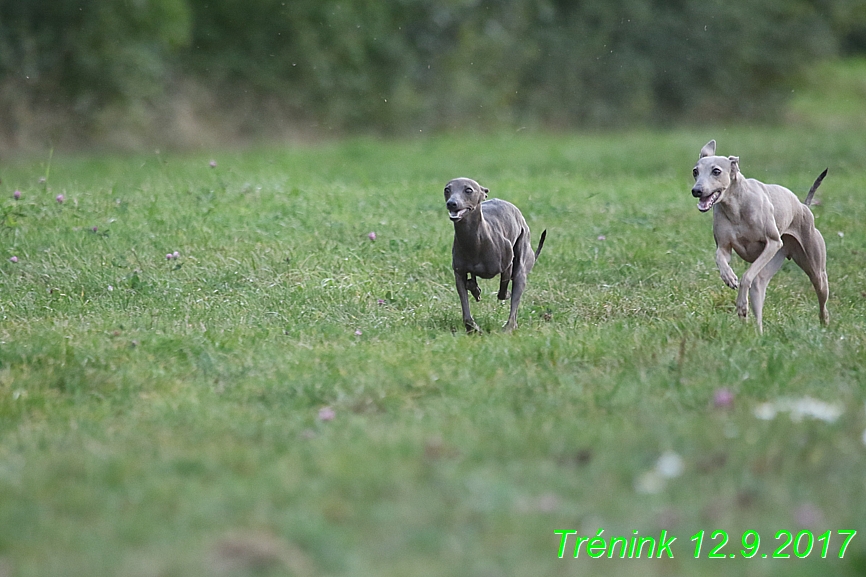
left=691, top=187, right=702, bottom=198
left=446, top=199, right=458, bottom=211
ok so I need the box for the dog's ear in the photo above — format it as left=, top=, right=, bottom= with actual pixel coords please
left=481, top=186, right=489, bottom=199
left=699, top=140, right=716, bottom=159
left=728, top=156, right=740, bottom=178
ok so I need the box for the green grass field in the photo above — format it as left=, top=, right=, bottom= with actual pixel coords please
left=1, top=128, right=865, bottom=576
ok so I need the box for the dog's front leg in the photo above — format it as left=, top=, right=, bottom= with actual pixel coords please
left=737, top=237, right=783, bottom=321
left=715, top=245, right=739, bottom=290
left=455, top=271, right=481, bottom=333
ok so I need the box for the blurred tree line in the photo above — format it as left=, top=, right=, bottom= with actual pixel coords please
left=1, top=0, right=865, bottom=148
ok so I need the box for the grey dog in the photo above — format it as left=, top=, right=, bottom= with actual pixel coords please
left=691, top=140, right=829, bottom=333
left=444, top=177, right=546, bottom=333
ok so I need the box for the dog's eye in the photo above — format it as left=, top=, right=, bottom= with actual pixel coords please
left=444, top=187, right=450, bottom=196
left=464, top=187, right=473, bottom=194
left=692, top=168, right=698, bottom=179
left=712, top=168, right=722, bottom=176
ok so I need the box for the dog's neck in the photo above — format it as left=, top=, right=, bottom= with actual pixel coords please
left=452, top=205, right=488, bottom=250
left=714, top=173, right=745, bottom=215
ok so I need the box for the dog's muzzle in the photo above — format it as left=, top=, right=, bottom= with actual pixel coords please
left=449, top=207, right=470, bottom=221
left=446, top=200, right=473, bottom=221
left=696, top=188, right=723, bottom=213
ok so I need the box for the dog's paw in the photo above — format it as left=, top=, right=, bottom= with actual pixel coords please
left=467, top=279, right=481, bottom=301
left=721, top=272, right=739, bottom=290
left=464, top=320, right=482, bottom=334
left=736, top=299, right=748, bottom=319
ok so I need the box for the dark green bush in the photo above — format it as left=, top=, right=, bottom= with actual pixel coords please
left=0, top=0, right=863, bottom=146
left=0, top=1, right=189, bottom=133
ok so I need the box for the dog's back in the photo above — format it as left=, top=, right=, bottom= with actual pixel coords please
left=480, top=198, right=529, bottom=242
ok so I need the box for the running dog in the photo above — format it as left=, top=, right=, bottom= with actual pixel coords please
left=445, top=178, right=546, bottom=333
left=691, top=140, right=828, bottom=333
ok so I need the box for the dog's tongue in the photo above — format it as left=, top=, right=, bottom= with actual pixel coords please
left=697, top=196, right=714, bottom=212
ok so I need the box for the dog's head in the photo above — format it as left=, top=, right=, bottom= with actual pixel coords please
left=692, top=140, right=739, bottom=213
left=444, top=177, right=488, bottom=222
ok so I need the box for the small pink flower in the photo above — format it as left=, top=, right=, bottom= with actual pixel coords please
left=166, top=253, right=174, bottom=260
left=713, top=388, right=735, bottom=409
left=91, top=226, right=98, bottom=233
left=354, top=329, right=362, bottom=336
left=368, top=232, right=376, bottom=241
left=9, top=256, right=18, bottom=263
left=597, top=235, right=606, bottom=241
left=794, top=503, right=823, bottom=528
left=377, top=299, right=386, bottom=305
left=13, top=190, right=20, bottom=200
left=209, top=160, right=217, bottom=168
left=172, top=251, right=180, bottom=259
left=56, top=194, right=64, bottom=204
left=318, top=407, right=335, bottom=421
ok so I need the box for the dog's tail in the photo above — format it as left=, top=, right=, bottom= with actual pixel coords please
left=804, top=168, right=828, bottom=206
left=534, top=229, right=547, bottom=259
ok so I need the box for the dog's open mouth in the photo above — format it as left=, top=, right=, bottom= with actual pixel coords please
left=449, top=208, right=469, bottom=221
left=697, top=190, right=722, bottom=212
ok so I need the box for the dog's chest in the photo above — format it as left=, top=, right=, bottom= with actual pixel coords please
left=731, top=238, right=768, bottom=263
left=452, top=234, right=512, bottom=279
left=723, top=221, right=769, bottom=262
left=453, top=246, right=508, bottom=278
left=457, top=258, right=503, bottom=279
left=715, top=207, right=771, bottom=263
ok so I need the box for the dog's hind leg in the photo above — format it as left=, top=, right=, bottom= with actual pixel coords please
left=814, top=269, right=830, bottom=325
left=749, top=248, right=787, bottom=334
left=503, top=273, right=525, bottom=332
left=502, top=243, right=535, bottom=332
left=788, top=231, right=829, bottom=325
left=467, top=274, right=481, bottom=301
left=816, top=270, right=829, bottom=325
left=497, top=265, right=512, bottom=301
left=497, top=238, right=516, bottom=301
